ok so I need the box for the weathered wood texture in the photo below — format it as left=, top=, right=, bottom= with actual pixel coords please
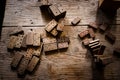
left=1, top=25, right=120, bottom=80
left=3, top=0, right=98, bottom=26
left=1, top=0, right=120, bottom=80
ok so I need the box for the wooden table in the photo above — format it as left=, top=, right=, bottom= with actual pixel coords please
left=1, top=0, right=120, bottom=80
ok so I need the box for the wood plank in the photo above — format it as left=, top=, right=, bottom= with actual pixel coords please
left=3, top=0, right=98, bottom=26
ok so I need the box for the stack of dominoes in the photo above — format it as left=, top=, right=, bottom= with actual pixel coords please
left=40, top=0, right=51, bottom=8
left=88, top=39, right=101, bottom=54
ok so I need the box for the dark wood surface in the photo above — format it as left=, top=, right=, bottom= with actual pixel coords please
left=1, top=0, right=120, bottom=80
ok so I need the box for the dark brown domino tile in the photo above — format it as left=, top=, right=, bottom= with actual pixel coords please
left=11, top=53, right=23, bottom=69
left=71, top=17, right=81, bottom=26
left=27, top=56, right=39, bottom=72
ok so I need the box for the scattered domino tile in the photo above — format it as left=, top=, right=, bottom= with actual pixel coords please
left=40, top=0, right=51, bottom=7
left=82, top=38, right=92, bottom=46
left=25, top=48, right=34, bottom=59
left=17, top=56, right=30, bottom=76
left=88, top=28, right=95, bottom=39
left=8, top=36, right=18, bottom=49
left=21, top=35, right=27, bottom=48
left=78, top=30, right=89, bottom=39
left=43, top=37, right=57, bottom=44
left=11, top=53, right=23, bottom=69
left=97, top=45, right=106, bottom=55
left=33, top=43, right=43, bottom=57
left=71, top=17, right=81, bottom=26
left=57, top=37, right=70, bottom=43
left=50, top=28, right=58, bottom=36
left=15, top=35, right=25, bottom=48
left=58, top=42, right=69, bottom=49
left=45, top=19, right=57, bottom=32
left=44, top=43, right=57, bottom=52
left=96, top=56, right=113, bottom=65
left=57, top=23, right=64, bottom=32
left=33, top=33, right=41, bottom=46
left=88, top=22, right=98, bottom=29
left=99, top=24, right=108, bottom=32
left=26, top=31, right=34, bottom=45
left=27, top=56, right=39, bottom=72
left=58, top=6, right=66, bottom=17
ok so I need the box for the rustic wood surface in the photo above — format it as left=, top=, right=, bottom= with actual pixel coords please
left=1, top=0, right=120, bottom=80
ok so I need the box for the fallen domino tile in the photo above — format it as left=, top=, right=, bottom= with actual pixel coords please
left=11, top=53, right=23, bottom=69
left=71, top=17, right=81, bottom=26
left=45, top=19, right=57, bottom=32
left=8, top=36, right=18, bottom=49
left=27, top=56, right=39, bottom=72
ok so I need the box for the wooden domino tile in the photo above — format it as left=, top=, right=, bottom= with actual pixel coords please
left=25, top=48, right=34, bottom=59
left=78, top=30, right=89, bottom=39
left=21, top=35, right=27, bottom=48
left=43, top=37, right=57, bottom=44
left=15, top=35, right=25, bottom=48
left=33, top=33, right=41, bottom=46
left=89, top=39, right=100, bottom=44
left=90, top=43, right=101, bottom=49
left=58, top=6, right=66, bottom=17
left=71, top=17, right=81, bottom=26
left=40, top=0, right=51, bottom=6
left=99, top=24, right=108, bottom=32
left=98, top=56, right=113, bottom=65
left=49, top=5, right=61, bottom=17
left=17, top=56, right=30, bottom=76
left=105, top=32, right=116, bottom=44
left=33, top=43, right=43, bottom=57
left=11, top=53, right=23, bottom=69
left=58, top=42, right=68, bottom=49
left=50, top=28, right=58, bottom=36
left=82, top=38, right=92, bottom=46
left=57, top=23, right=64, bottom=32
left=88, top=28, right=95, bottom=39
left=88, top=22, right=98, bottom=29
left=26, top=31, right=34, bottom=45
left=97, top=45, right=106, bottom=55
left=57, top=37, right=70, bottom=43
left=8, top=36, right=18, bottom=49
left=44, top=43, right=57, bottom=52
left=27, top=56, right=39, bottom=72
left=89, top=41, right=99, bottom=48
left=45, top=19, right=58, bottom=32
